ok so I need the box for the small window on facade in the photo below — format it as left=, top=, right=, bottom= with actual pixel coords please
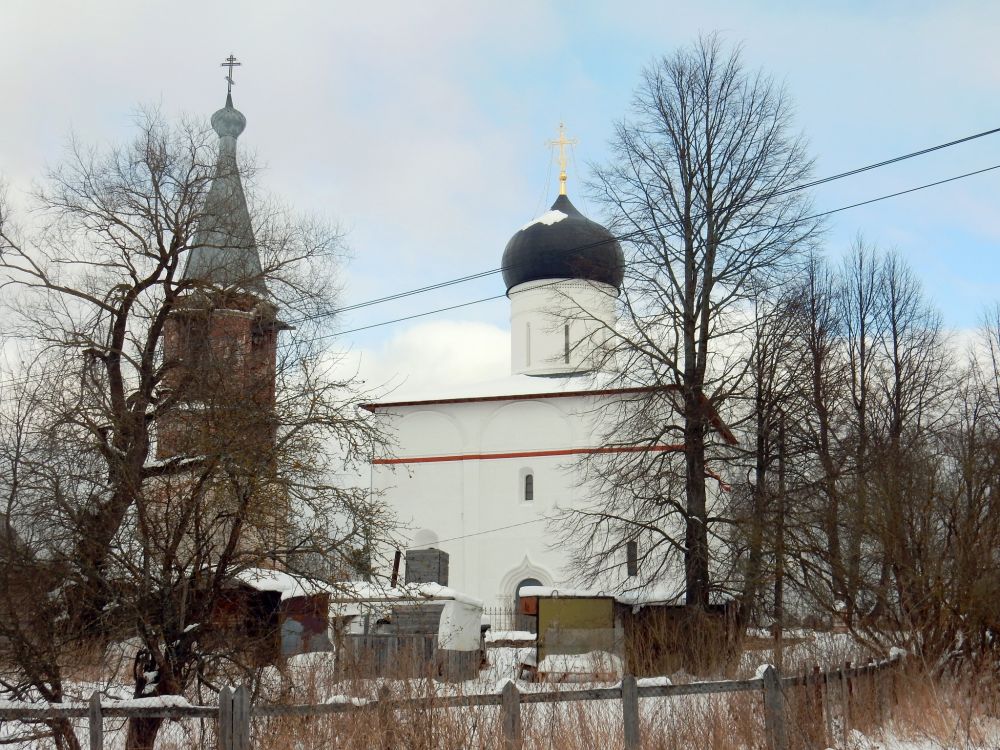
left=523, top=472, right=534, bottom=502
left=564, top=324, right=570, bottom=364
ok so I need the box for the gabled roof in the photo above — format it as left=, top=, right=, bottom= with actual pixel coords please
left=360, top=373, right=737, bottom=446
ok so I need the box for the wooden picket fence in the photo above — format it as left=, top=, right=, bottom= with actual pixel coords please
left=0, top=654, right=903, bottom=750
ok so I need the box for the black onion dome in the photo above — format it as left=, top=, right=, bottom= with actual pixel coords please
left=501, top=194, right=624, bottom=293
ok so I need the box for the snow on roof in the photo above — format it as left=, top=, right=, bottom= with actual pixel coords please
left=520, top=209, right=568, bottom=232
left=235, top=568, right=483, bottom=607
left=235, top=568, right=329, bottom=600
left=334, top=580, right=483, bottom=607
left=517, top=585, right=683, bottom=606
left=518, top=585, right=734, bottom=608
left=484, top=629, right=536, bottom=643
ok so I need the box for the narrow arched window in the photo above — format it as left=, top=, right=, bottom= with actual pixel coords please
left=564, top=324, right=570, bottom=364
left=524, top=473, right=534, bottom=503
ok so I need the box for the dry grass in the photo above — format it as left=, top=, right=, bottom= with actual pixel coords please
left=13, top=635, right=1000, bottom=748
left=244, top=648, right=1000, bottom=750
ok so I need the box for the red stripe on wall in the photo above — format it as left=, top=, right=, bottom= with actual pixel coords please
left=371, top=443, right=686, bottom=465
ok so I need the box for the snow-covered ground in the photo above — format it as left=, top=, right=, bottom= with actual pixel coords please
left=2, top=632, right=998, bottom=748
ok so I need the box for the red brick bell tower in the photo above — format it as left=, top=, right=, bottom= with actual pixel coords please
left=157, top=92, right=287, bottom=472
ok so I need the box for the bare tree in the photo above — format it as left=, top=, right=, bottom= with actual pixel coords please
left=0, top=104, right=391, bottom=748
left=576, top=35, right=818, bottom=608
left=778, top=244, right=978, bottom=662
left=789, top=253, right=850, bottom=612
left=727, top=287, right=805, bottom=630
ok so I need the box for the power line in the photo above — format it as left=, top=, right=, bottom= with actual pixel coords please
left=428, top=518, right=547, bottom=546
left=289, top=161, right=1000, bottom=345
left=284, top=124, right=1000, bottom=325
left=2, top=156, right=1000, bottom=392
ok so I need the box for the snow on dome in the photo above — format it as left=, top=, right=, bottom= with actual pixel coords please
left=502, top=194, right=624, bottom=292
left=520, top=209, right=568, bottom=232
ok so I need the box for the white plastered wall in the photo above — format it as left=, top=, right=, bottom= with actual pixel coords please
left=372, top=394, right=599, bottom=608
left=509, top=279, right=618, bottom=376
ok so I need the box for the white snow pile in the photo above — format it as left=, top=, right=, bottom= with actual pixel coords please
left=103, top=695, right=193, bottom=708
left=235, top=568, right=329, bottom=600
left=636, top=676, right=672, bottom=687
left=485, top=630, right=535, bottom=643
left=537, top=651, right=623, bottom=681
left=493, top=679, right=517, bottom=693
left=325, top=695, right=370, bottom=706
left=520, top=210, right=568, bottom=231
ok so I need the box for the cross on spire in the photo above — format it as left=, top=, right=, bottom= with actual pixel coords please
left=221, top=54, right=241, bottom=96
left=546, top=123, right=578, bottom=196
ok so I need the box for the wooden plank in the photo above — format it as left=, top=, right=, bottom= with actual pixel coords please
left=839, top=667, right=851, bottom=746
left=88, top=691, right=103, bottom=750
left=98, top=705, right=218, bottom=719
left=501, top=681, right=521, bottom=750
left=0, top=705, right=217, bottom=720
left=636, top=679, right=764, bottom=698
left=622, top=675, right=640, bottom=750
left=233, top=686, right=251, bottom=750
left=820, top=667, right=834, bottom=747
left=762, top=666, right=787, bottom=750
left=218, top=686, right=233, bottom=750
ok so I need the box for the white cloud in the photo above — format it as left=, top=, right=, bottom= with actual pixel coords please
left=5, top=0, right=1000, bottom=343
left=338, top=320, right=510, bottom=398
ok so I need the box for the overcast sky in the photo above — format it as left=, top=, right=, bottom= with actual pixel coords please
left=5, top=1, right=1000, bottom=393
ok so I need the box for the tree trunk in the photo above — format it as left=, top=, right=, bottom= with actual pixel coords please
left=684, top=391, right=710, bottom=609
left=125, top=718, right=163, bottom=750
left=51, top=718, right=82, bottom=750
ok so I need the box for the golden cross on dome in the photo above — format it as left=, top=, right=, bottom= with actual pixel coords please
left=221, top=54, right=241, bottom=96
left=546, top=123, right=578, bottom=196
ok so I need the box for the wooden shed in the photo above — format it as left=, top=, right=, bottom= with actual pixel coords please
left=517, top=586, right=738, bottom=679
left=235, top=570, right=484, bottom=680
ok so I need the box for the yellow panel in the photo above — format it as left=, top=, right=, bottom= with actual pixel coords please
left=537, top=598, right=615, bottom=663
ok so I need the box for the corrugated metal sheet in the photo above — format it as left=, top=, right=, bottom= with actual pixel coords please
left=537, top=597, right=617, bottom=663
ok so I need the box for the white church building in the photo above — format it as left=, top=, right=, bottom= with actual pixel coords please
left=362, top=147, right=729, bottom=608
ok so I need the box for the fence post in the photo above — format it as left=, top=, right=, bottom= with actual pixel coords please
left=839, top=664, right=851, bottom=745
left=88, top=691, right=103, bottom=750
left=218, top=686, right=233, bottom=750
left=818, top=665, right=833, bottom=746
left=622, top=675, right=640, bottom=749
left=501, top=680, right=521, bottom=750
left=889, top=655, right=900, bottom=717
left=233, top=685, right=251, bottom=750
left=762, top=666, right=787, bottom=750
